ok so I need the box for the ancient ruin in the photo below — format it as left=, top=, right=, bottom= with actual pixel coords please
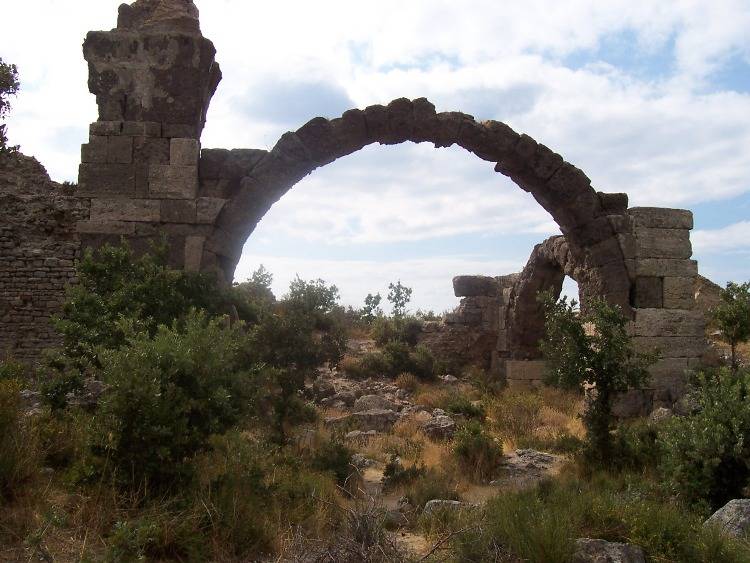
left=0, top=0, right=708, bottom=409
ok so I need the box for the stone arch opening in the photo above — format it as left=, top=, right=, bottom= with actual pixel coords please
left=201, top=98, right=634, bottom=322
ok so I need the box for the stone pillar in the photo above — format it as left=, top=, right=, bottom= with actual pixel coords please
left=75, top=0, right=222, bottom=272
left=628, top=207, right=706, bottom=407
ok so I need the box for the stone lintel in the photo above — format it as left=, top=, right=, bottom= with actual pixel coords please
left=629, top=207, right=693, bottom=230
left=90, top=198, right=160, bottom=222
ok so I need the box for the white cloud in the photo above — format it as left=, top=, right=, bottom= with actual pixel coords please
left=693, top=221, right=750, bottom=254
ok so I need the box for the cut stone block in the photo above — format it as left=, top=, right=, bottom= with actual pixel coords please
left=170, top=138, right=200, bottom=166
left=633, top=276, right=663, bottom=308
left=148, top=165, right=198, bottom=199
left=453, top=275, right=499, bottom=297
left=76, top=220, right=135, bottom=235
left=633, top=308, right=705, bottom=337
left=133, top=137, right=170, bottom=164
left=161, top=200, right=197, bottom=223
left=107, top=136, right=133, bottom=164
left=635, top=259, right=697, bottom=277
left=506, top=360, right=546, bottom=381
left=636, top=228, right=692, bottom=259
left=77, top=163, right=135, bottom=196
left=663, top=276, right=695, bottom=309
left=81, top=136, right=108, bottom=163
left=196, top=197, right=227, bottom=224
left=163, top=123, right=197, bottom=138
left=122, top=121, right=161, bottom=137
left=629, top=207, right=693, bottom=230
left=90, top=198, right=160, bottom=222
left=633, top=336, right=707, bottom=358
left=184, top=236, right=205, bottom=272
left=89, top=121, right=122, bottom=136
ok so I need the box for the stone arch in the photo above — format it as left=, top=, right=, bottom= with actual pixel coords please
left=201, top=98, right=633, bottom=315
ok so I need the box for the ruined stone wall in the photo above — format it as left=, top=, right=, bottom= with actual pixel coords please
left=0, top=155, right=88, bottom=363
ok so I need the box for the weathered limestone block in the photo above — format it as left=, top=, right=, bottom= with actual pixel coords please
left=663, top=276, right=694, bottom=309
left=633, top=276, right=663, bottom=308
left=184, top=235, right=205, bottom=272
left=76, top=220, right=136, bottom=235
left=633, top=309, right=704, bottom=337
left=81, top=136, right=108, bottom=163
left=633, top=336, right=707, bottom=358
left=196, top=197, right=227, bottom=224
left=629, top=207, right=693, bottom=230
left=89, top=198, right=160, bottom=222
left=636, top=227, right=692, bottom=259
left=506, top=360, right=545, bottom=381
left=170, top=138, right=200, bottom=165
left=160, top=200, right=196, bottom=223
left=148, top=165, right=198, bottom=199
left=635, top=258, right=697, bottom=277
left=78, top=163, right=135, bottom=196
left=573, top=538, right=645, bottom=563
left=122, top=121, right=161, bottom=137
left=453, top=275, right=499, bottom=297
left=107, top=136, right=133, bottom=164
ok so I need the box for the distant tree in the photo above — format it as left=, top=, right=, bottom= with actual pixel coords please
left=361, top=292, right=382, bottom=323
left=232, top=265, right=276, bottom=322
left=712, top=282, right=750, bottom=373
left=0, top=58, right=19, bottom=154
left=540, top=293, right=656, bottom=466
left=387, top=280, right=412, bottom=318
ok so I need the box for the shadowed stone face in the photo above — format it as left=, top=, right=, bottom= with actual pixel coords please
left=117, top=0, right=200, bottom=33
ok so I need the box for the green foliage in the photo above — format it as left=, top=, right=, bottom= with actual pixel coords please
left=659, top=369, right=750, bottom=510
left=403, top=470, right=459, bottom=511
left=382, top=454, right=427, bottom=489
left=231, top=264, right=275, bottom=323
left=347, top=342, right=437, bottom=381
left=92, top=310, right=257, bottom=491
left=361, top=292, right=383, bottom=323
left=387, top=280, right=412, bottom=318
left=311, top=439, right=355, bottom=486
left=444, top=396, right=485, bottom=420
left=447, top=473, right=750, bottom=563
left=371, top=315, right=423, bottom=347
left=0, top=57, right=20, bottom=154
left=540, top=294, right=656, bottom=466
left=0, top=359, right=26, bottom=382
left=452, top=421, right=503, bottom=482
left=53, top=243, right=226, bottom=367
left=712, top=281, right=750, bottom=372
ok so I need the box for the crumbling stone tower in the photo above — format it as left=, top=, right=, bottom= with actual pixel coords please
left=76, top=0, right=223, bottom=272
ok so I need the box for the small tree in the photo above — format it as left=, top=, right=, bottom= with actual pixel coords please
left=540, top=293, right=656, bottom=466
left=712, top=282, right=750, bottom=373
left=387, top=280, right=412, bottom=318
left=0, top=58, right=20, bottom=154
left=361, top=292, right=382, bottom=323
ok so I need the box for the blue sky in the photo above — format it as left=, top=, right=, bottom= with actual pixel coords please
left=3, top=0, right=750, bottom=312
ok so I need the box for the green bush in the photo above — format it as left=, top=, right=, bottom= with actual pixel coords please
left=659, top=369, right=750, bottom=510
left=372, top=316, right=422, bottom=347
left=447, top=473, right=750, bottom=563
left=444, top=396, right=485, bottom=420
left=452, top=421, right=503, bottom=482
left=0, top=359, right=26, bottom=381
left=92, top=310, right=257, bottom=491
left=382, top=454, right=427, bottom=490
left=347, top=342, right=437, bottom=381
left=53, top=242, right=227, bottom=367
left=403, top=470, right=459, bottom=511
left=311, top=439, right=355, bottom=486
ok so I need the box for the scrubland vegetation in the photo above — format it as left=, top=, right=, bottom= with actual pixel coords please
left=1, top=243, right=750, bottom=561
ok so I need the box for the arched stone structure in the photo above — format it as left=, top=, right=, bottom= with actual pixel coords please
left=0, top=0, right=707, bottom=411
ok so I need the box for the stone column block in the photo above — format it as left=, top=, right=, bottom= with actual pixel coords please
left=633, top=308, right=705, bottom=337
left=636, top=228, right=692, bottom=259
left=148, top=165, right=199, bottom=199
left=629, top=207, right=693, bottom=230
left=170, top=138, right=201, bottom=165
left=90, top=198, right=160, bottom=222
left=161, top=200, right=197, bottom=223
left=78, top=163, right=136, bottom=196
left=196, top=197, right=227, bottom=224
left=107, top=136, right=133, bottom=164
left=635, top=259, right=697, bottom=277
left=663, top=276, right=694, bottom=309
left=633, top=276, right=663, bottom=308
left=81, top=136, right=108, bottom=163
left=184, top=236, right=205, bottom=272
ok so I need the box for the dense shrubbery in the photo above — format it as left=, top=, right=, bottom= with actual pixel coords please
left=660, top=368, right=750, bottom=511
left=540, top=294, right=656, bottom=466
left=344, top=342, right=437, bottom=381
left=0, top=375, right=38, bottom=500
left=452, top=420, right=503, bottom=482
left=371, top=315, right=423, bottom=347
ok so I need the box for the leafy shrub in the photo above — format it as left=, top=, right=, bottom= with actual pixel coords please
left=540, top=294, right=656, bottom=467
left=711, top=281, right=750, bottom=372
left=452, top=421, right=503, bottom=482
left=92, top=310, right=257, bottom=491
left=345, top=343, right=437, bottom=381
left=382, top=454, right=427, bottom=489
left=372, top=316, right=422, bottom=347
left=611, top=420, right=661, bottom=471
left=53, top=242, right=227, bottom=366
left=403, top=470, right=459, bottom=511
left=0, top=359, right=26, bottom=381
left=466, top=364, right=503, bottom=395
left=659, top=369, right=750, bottom=510
left=311, top=439, right=355, bottom=486
left=444, top=396, right=485, bottom=420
